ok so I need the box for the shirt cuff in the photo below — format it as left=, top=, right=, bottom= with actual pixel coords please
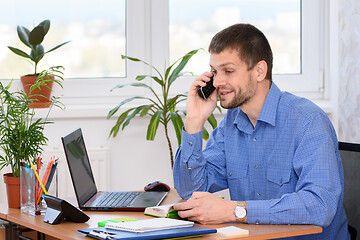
left=181, top=127, right=203, bottom=168
left=246, top=199, right=271, bottom=224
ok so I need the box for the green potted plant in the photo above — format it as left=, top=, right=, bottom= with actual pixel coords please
left=8, top=19, right=69, bottom=108
left=0, top=66, right=65, bottom=208
left=107, top=49, right=221, bottom=168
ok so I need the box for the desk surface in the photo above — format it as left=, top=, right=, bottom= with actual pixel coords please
left=0, top=190, right=322, bottom=240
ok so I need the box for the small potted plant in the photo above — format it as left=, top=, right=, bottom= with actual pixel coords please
left=0, top=66, right=65, bottom=208
left=8, top=19, right=69, bottom=108
left=107, top=49, right=221, bottom=168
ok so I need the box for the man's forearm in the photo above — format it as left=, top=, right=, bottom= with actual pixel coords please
left=184, top=116, right=206, bottom=134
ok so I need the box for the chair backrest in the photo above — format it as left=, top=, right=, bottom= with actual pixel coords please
left=339, top=141, right=360, bottom=240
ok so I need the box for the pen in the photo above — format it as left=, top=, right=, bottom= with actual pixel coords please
left=37, top=156, right=42, bottom=171
left=89, top=230, right=116, bottom=239
left=36, top=157, right=41, bottom=196
left=30, top=162, right=48, bottom=195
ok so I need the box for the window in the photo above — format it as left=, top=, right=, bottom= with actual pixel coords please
left=0, top=0, right=126, bottom=79
left=169, top=0, right=301, bottom=75
left=166, top=0, right=324, bottom=97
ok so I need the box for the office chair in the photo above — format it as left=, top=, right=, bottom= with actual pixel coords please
left=339, top=141, right=360, bottom=240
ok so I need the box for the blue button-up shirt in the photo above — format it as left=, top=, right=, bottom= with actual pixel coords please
left=173, top=83, right=349, bottom=239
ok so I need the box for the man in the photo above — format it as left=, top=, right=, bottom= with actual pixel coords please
left=173, top=24, right=349, bottom=239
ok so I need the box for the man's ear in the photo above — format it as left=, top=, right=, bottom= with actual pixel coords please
left=254, top=60, right=268, bottom=82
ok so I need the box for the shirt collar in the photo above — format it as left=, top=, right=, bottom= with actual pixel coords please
left=233, top=82, right=280, bottom=132
left=257, top=82, right=281, bottom=127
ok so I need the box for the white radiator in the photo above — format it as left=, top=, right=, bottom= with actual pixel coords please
left=0, top=147, right=110, bottom=203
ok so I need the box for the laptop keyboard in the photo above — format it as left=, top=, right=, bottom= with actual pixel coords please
left=94, top=192, right=141, bottom=207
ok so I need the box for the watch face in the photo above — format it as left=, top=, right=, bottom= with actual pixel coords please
left=235, top=206, right=246, bottom=219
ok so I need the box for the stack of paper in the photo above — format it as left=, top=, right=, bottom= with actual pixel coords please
left=216, top=226, right=249, bottom=238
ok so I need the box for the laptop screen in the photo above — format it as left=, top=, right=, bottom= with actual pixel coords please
left=62, top=128, right=98, bottom=206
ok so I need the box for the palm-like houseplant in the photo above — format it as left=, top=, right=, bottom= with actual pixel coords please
left=8, top=19, right=69, bottom=108
left=107, top=49, right=220, bottom=168
left=0, top=66, right=65, bottom=207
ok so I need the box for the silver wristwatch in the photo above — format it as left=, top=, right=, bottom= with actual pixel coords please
left=234, top=201, right=247, bottom=222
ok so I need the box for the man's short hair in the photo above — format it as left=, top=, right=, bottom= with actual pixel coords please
left=208, top=23, right=273, bottom=81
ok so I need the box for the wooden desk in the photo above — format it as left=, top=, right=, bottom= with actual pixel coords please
left=0, top=190, right=322, bottom=240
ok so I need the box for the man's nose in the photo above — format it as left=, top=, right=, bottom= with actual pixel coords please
left=213, top=74, right=225, bottom=88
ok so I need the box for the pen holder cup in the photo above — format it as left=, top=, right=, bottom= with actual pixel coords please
left=20, top=162, right=58, bottom=216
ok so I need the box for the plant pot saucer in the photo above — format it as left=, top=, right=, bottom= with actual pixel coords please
left=29, top=101, right=52, bottom=108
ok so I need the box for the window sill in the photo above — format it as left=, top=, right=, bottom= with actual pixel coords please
left=37, top=98, right=335, bottom=120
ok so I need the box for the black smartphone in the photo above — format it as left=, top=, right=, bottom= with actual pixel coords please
left=197, top=76, right=216, bottom=99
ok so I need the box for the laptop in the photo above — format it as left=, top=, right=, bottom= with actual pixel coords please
left=61, top=128, right=168, bottom=211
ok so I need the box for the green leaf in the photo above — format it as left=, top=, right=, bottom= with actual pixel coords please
left=32, top=45, right=45, bottom=63
left=45, top=41, right=70, bottom=54
left=202, top=127, right=210, bottom=140
left=140, top=105, right=151, bottom=117
left=111, top=82, right=153, bottom=92
left=136, top=75, right=163, bottom=86
left=165, top=63, right=174, bottom=81
left=7, top=47, right=31, bottom=59
left=29, top=26, right=45, bottom=47
left=168, top=49, right=200, bottom=85
left=107, top=96, right=147, bottom=119
left=122, top=55, right=163, bottom=82
left=146, top=110, right=162, bottom=140
left=122, top=105, right=148, bottom=129
left=167, top=94, right=187, bottom=111
left=121, top=55, right=141, bottom=61
left=136, top=75, right=147, bottom=81
left=151, top=76, right=163, bottom=86
left=17, top=26, right=30, bottom=48
left=109, top=108, right=133, bottom=137
left=170, top=112, right=184, bottom=146
left=38, top=20, right=50, bottom=36
left=207, top=113, right=217, bottom=129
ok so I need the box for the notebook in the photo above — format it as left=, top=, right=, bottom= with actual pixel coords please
left=61, top=128, right=168, bottom=211
left=105, top=218, right=193, bottom=233
left=78, top=225, right=217, bottom=240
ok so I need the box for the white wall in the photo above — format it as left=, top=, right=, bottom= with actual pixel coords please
left=338, top=0, right=360, bottom=143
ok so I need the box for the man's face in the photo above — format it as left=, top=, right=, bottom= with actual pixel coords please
left=210, top=49, right=257, bottom=109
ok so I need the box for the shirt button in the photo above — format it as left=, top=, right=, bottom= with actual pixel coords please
left=256, top=220, right=260, bottom=224
left=254, top=164, right=258, bottom=168
left=253, top=137, right=258, bottom=141
left=228, top=172, right=232, bottom=176
left=189, top=142, right=193, bottom=146
left=257, top=192, right=261, bottom=196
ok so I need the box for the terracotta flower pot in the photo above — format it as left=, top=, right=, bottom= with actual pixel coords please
left=3, top=173, right=20, bottom=208
left=20, top=75, right=54, bottom=108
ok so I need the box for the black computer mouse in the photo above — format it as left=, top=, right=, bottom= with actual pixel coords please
left=144, top=181, right=170, bottom=192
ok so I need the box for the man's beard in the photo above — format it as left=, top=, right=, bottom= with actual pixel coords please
left=219, top=76, right=256, bottom=109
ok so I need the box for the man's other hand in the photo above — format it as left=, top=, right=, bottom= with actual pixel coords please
left=173, top=192, right=237, bottom=224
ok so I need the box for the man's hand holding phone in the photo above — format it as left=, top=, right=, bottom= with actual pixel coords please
left=198, top=75, right=216, bottom=99
left=184, top=72, right=218, bottom=134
